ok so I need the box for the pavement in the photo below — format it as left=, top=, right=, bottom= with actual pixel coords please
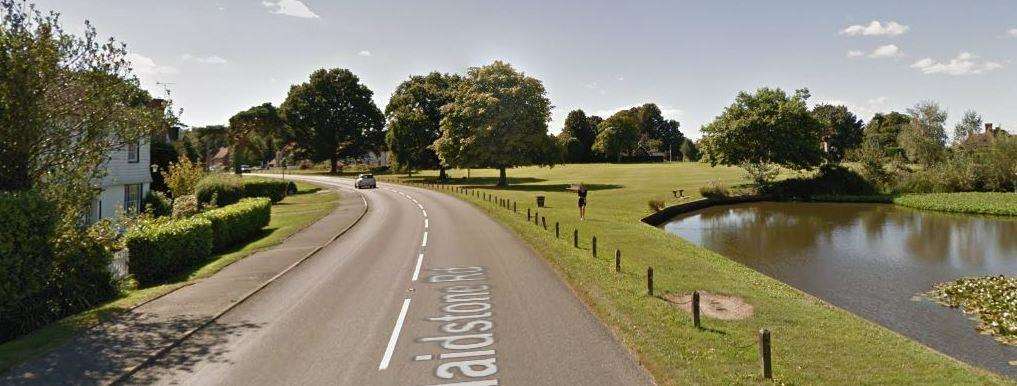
left=5, top=175, right=653, bottom=385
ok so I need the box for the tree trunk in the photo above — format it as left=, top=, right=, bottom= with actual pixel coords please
left=330, top=155, right=338, bottom=175
left=438, top=167, right=447, bottom=181
left=497, top=167, right=507, bottom=187
left=233, top=147, right=243, bottom=175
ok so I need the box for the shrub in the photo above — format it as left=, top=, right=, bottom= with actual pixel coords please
left=197, top=198, right=271, bottom=252
left=143, top=190, right=172, bottom=217
left=766, top=164, right=877, bottom=198
left=648, top=198, right=666, bottom=212
left=242, top=178, right=288, bottom=202
left=161, top=156, right=206, bottom=198
left=172, top=194, right=200, bottom=219
left=125, top=217, right=213, bottom=285
left=287, top=181, right=298, bottom=195
left=44, top=227, right=119, bottom=319
left=700, top=181, right=730, bottom=199
left=195, top=174, right=244, bottom=207
left=0, top=191, right=58, bottom=340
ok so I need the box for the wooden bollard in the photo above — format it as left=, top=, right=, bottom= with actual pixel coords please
left=541, top=216, right=547, bottom=230
left=759, top=329, right=772, bottom=379
left=592, top=236, right=597, bottom=257
left=555, top=222, right=560, bottom=238
left=573, top=229, right=579, bottom=247
left=692, top=291, right=701, bottom=328
left=615, top=249, right=621, bottom=272
left=513, top=201, right=517, bottom=212
left=647, top=267, right=654, bottom=296
left=527, top=208, right=531, bottom=221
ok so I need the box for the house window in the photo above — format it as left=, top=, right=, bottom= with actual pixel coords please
left=127, top=141, right=140, bottom=163
left=124, top=184, right=143, bottom=214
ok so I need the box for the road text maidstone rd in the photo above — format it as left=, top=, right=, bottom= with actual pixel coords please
left=419, top=266, right=499, bottom=386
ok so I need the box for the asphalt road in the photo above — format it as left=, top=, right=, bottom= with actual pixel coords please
left=126, top=175, right=653, bottom=386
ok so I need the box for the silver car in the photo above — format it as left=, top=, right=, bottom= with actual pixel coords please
left=355, top=173, right=377, bottom=189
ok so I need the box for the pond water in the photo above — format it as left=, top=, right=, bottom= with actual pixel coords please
left=660, top=202, right=1017, bottom=377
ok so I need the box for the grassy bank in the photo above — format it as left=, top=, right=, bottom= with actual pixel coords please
left=894, top=192, right=1017, bottom=217
left=0, top=181, right=340, bottom=372
left=382, top=163, right=1005, bottom=384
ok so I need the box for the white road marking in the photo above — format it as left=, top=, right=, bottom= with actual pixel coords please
left=422, top=210, right=428, bottom=217
left=422, top=232, right=428, bottom=247
left=378, top=298, right=412, bottom=370
left=414, top=354, right=432, bottom=361
left=424, top=218, right=429, bottom=229
left=412, top=253, right=424, bottom=282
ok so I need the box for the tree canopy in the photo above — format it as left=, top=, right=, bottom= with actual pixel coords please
left=434, top=61, right=556, bottom=186
left=700, top=87, right=823, bottom=175
left=384, top=72, right=461, bottom=178
left=953, top=110, right=983, bottom=143
left=280, top=68, right=384, bottom=174
left=593, top=110, right=640, bottom=162
left=811, top=104, right=863, bottom=162
left=558, top=109, right=598, bottom=163
left=899, top=101, right=948, bottom=166
left=228, top=103, right=286, bottom=173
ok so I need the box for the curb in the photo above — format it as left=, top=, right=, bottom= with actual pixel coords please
left=109, top=180, right=368, bottom=385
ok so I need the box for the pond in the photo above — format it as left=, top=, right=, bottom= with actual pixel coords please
left=660, top=202, right=1017, bottom=377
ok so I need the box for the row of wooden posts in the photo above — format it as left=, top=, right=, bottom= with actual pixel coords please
left=411, top=181, right=773, bottom=380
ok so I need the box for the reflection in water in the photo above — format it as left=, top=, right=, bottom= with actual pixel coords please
left=661, top=202, right=1017, bottom=376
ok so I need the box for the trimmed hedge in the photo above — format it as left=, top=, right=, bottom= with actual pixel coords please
left=198, top=198, right=272, bottom=252
left=0, top=191, right=58, bottom=341
left=125, top=217, right=213, bottom=285
left=242, top=178, right=288, bottom=202
left=195, top=174, right=244, bottom=207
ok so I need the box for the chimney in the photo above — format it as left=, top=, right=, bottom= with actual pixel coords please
left=985, top=123, right=993, bottom=132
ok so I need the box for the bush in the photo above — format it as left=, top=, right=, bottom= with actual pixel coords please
left=125, top=217, right=213, bottom=285
left=287, top=181, right=298, bottom=195
left=44, top=228, right=119, bottom=319
left=0, top=191, right=58, bottom=341
left=242, top=178, right=288, bottom=202
left=161, top=156, right=206, bottom=198
left=172, top=194, right=200, bottom=219
left=766, top=164, right=877, bottom=198
left=197, top=198, right=271, bottom=252
left=143, top=190, right=172, bottom=217
left=195, top=174, right=244, bottom=207
left=648, top=198, right=666, bottom=212
left=700, top=181, right=730, bottom=199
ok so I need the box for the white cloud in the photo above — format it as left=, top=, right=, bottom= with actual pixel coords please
left=126, top=53, right=178, bottom=75
left=262, top=0, right=319, bottom=19
left=911, top=52, right=1003, bottom=75
left=840, top=20, right=909, bottom=36
left=357, top=50, right=372, bottom=57
left=182, top=54, right=228, bottom=64
left=616, top=76, right=624, bottom=81
left=846, top=50, right=864, bottom=58
left=1008, top=28, right=1017, bottom=37
left=868, top=44, right=903, bottom=58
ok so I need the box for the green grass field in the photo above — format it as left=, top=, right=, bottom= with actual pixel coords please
left=894, top=192, right=1017, bottom=217
left=0, top=181, right=340, bottom=372
left=382, top=163, right=1007, bottom=385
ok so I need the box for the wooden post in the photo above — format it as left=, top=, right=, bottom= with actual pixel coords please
left=573, top=229, right=579, bottom=248
left=615, top=249, right=621, bottom=272
left=527, top=208, right=531, bottom=221
left=692, top=291, right=701, bottom=328
left=534, top=210, right=538, bottom=225
left=555, top=222, right=560, bottom=238
left=592, top=236, right=597, bottom=257
left=513, top=201, right=517, bottom=212
left=647, top=267, right=654, bottom=296
left=542, top=216, right=547, bottom=230
left=759, top=329, right=772, bottom=379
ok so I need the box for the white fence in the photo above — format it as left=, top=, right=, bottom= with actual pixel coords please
left=109, top=248, right=130, bottom=280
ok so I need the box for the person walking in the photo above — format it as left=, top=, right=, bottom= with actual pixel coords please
left=577, top=183, right=588, bottom=220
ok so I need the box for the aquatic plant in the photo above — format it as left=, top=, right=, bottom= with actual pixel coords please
left=927, top=276, right=1017, bottom=345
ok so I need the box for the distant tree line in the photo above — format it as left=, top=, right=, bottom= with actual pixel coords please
left=557, top=104, right=693, bottom=163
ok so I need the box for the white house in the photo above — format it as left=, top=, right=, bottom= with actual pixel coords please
left=87, top=138, right=152, bottom=223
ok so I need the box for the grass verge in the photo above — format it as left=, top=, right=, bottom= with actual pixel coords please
left=0, top=181, right=340, bottom=372
left=894, top=192, right=1017, bottom=216
left=383, top=163, right=1007, bottom=384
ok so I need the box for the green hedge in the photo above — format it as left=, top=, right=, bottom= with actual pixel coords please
left=125, top=217, right=213, bottom=285
left=893, top=192, right=1017, bottom=216
left=0, top=191, right=58, bottom=341
left=198, top=198, right=271, bottom=252
left=144, top=190, right=172, bottom=217
left=195, top=174, right=244, bottom=207
left=242, top=178, right=288, bottom=202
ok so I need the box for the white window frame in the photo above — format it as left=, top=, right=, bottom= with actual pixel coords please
left=127, top=141, right=140, bottom=163
left=124, top=184, right=142, bottom=214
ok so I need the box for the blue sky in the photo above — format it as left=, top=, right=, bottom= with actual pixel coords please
left=37, top=0, right=1017, bottom=138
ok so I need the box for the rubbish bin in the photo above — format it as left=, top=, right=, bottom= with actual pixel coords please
left=536, top=196, right=546, bottom=207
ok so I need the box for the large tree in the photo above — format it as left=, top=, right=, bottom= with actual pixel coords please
left=280, top=68, right=384, bottom=175
left=899, top=101, right=948, bottom=167
left=862, top=111, right=910, bottom=159
left=658, top=119, right=684, bottom=160
left=679, top=137, right=699, bottom=161
left=593, top=110, right=640, bottom=162
left=0, top=1, right=169, bottom=216
left=558, top=109, right=597, bottom=163
left=953, top=110, right=982, bottom=144
left=700, top=87, right=822, bottom=181
left=811, top=104, right=863, bottom=162
left=434, top=61, right=556, bottom=186
left=384, top=72, right=461, bottom=179
left=227, top=103, right=286, bottom=174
